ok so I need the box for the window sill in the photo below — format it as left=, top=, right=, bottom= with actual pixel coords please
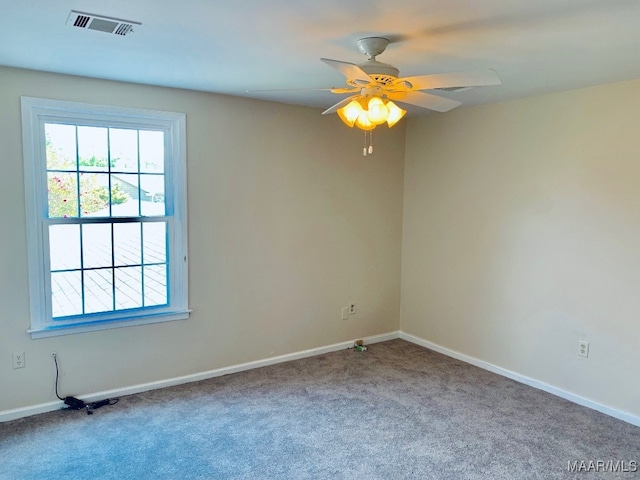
left=28, top=309, right=192, bottom=339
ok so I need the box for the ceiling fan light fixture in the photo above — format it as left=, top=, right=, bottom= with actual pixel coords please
left=320, top=36, right=502, bottom=153
left=385, top=101, right=406, bottom=128
left=336, top=96, right=406, bottom=130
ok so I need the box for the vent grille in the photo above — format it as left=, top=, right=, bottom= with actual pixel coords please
left=66, top=10, right=141, bottom=36
left=73, top=15, right=90, bottom=28
left=114, top=24, right=134, bottom=36
left=370, top=74, right=396, bottom=86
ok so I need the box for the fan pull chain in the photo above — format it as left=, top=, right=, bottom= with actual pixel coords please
left=363, top=130, right=367, bottom=156
left=363, top=130, right=374, bottom=156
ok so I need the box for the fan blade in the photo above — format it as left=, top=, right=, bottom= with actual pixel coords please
left=247, top=86, right=358, bottom=95
left=387, top=91, right=462, bottom=113
left=322, top=95, right=360, bottom=115
left=321, top=58, right=372, bottom=85
left=392, top=70, right=501, bottom=91
left=331, top=87, right=360, bottom=94
left=247, top=87, right=336, bottom=93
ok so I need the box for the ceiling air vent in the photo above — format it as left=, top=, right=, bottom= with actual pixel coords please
left=66, top=10, right=141, bottom=36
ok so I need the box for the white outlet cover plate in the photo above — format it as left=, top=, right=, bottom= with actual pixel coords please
left=578, top=340, right=590, bottom=358
left=13, top=352, right=25, bottom=369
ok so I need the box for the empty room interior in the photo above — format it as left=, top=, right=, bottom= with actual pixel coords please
left=1, top=1, right=639, bottom=478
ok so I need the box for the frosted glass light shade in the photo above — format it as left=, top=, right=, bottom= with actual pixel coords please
left=366, top=97, right=389, bottom=125
left=337, top=100, right=364, bottom=127
left=355, top=111, right=375, bottom=130
left=385, top=101, right=406, bottom=127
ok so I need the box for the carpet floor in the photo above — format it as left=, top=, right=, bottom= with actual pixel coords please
left=1, top=339, right=638, bottom=479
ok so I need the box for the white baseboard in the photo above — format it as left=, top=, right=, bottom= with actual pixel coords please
left=5, top=330, right=637, bottom=427
left=0, top=331, right=400, bottom=422
left=399, top=331, right=640, bottom=428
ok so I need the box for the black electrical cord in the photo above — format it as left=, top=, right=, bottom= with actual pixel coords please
left=52, top=353, right=64, bottom=401
left=52, top=352, right=119, bottom=414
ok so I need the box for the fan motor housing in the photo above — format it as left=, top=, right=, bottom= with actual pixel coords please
left=346, top=60, right=399, bottom=87
left=358, top=60, right=399, bottom=79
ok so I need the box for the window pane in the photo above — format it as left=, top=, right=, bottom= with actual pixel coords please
left=84, top=269, right=113, bottom=314
left=49, top=224, right=81, bottom=271
left=144, top=265, right=167, bottom=306
left=111, top=174, right=139, bottom=216
left=140, top=174, right=165, bottom=216
left=80, top=173, right=109, bottom=217
left=23, top=97, right=187, bottom=336
left=115, top=267, right=142, bottom=310
left=114, top=222, right=141, bottom=266
left=47, top=172, right=78, bottom=218
left=78, top=126, right=109, bottom=171
left=82, top=223, right=112, bottom=269
left=140, top=130, right=164, bottom=173
left=51, top=271, right=83, bottom=318
left=143, top=222, right=166, bottom=264
left=110, top=128, right=138, bottom=173
left=46, top=124, right=76, bottom=171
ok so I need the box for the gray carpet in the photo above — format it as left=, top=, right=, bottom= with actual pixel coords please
left=1, top=339, right=638, bottom=479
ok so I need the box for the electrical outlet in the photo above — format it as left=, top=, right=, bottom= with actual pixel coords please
left=578, top=340, right=589, bottom=358
left=341, top=307, right=349, bottom=320
left=13, top=352, right=25, bottom=369
left=349, top=302, right=356, bottom=315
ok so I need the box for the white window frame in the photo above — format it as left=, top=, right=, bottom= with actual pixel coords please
left=21, top=97, right=190, bottom=339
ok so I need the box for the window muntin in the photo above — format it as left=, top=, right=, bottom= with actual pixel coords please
left=45, top=124, right=168, bottom=319
left=21, top=97, right=189, bottom=338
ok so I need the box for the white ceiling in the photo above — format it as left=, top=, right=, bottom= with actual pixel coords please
left=1, top=0, right=639, bottom=115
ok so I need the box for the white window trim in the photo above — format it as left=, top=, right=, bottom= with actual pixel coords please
left=21, top=96, right=190, bottom=339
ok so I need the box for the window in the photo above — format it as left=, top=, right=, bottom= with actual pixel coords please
left=21, top=97, right=189, bottom=338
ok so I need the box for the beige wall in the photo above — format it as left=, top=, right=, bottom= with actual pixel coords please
left=401, top=79, right=640, bottom=417
left=0, top=66, right=405, bottom=412
left=3, top=63, right=638, bottom=421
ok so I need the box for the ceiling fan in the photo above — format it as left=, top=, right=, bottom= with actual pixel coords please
left=320, top=36, right=501, bottom=132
